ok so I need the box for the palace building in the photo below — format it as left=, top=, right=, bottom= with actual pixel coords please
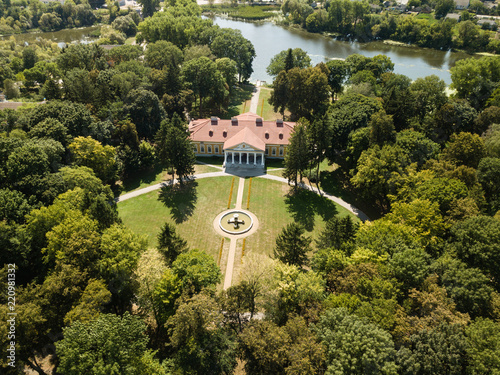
left=188, top=112, right=296, bottom=168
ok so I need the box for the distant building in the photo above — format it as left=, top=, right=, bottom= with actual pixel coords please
left=188, top=112, right=296, bottom=168
left=40, top=0, right=64, bottom=4
left=455, top=0, right=469, bottom=10
left=445, top=13, right=461, bottom=21
left=477, top=18, right=497, bottom=29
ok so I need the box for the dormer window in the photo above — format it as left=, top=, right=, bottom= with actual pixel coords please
left=279, top=132, right=283, bottom=140
left=276, top=119, right=283, bottom=127
left=265, top=132, right=269, bottom=139
left=209, top=130, right=213, bottom=137
left=231, top=118, right=238, bottom=126
left=211, top=116, right=218, bottom=125
left=256, top=118, right=263, bottom=126
left=223, top=130, right=227, bottom=138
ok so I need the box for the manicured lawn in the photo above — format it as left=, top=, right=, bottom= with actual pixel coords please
left=256, top=87, right=283, bottom=120
left=241, top=177, right=359, bottom=259
left=119, top=162, right=220, bottom=195
left=118, top=177, right=236, bottom=256
left=118, top=176, right=360, bottom=285
left=196, top=156, right=224, bottom=167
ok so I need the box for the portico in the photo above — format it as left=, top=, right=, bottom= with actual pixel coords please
left=224, top=150, right=265, bottom=166
left=223, top=127, right=266, bottom=169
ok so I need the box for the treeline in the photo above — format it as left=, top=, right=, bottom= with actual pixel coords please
left=0, top=0, right=107, bottom=34
left=283, top=0, right=500, bottom=53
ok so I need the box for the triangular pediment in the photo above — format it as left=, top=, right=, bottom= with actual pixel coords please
left=225, top=143, right=260, bottom=151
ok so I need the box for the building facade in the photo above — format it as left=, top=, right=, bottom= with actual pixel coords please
left=188, top=112, right=296, bottom=168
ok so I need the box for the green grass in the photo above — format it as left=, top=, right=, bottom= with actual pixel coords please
left=196, top=156, right=224, bottom=167
left=119, top=163, right=220, bottom=195
left=120, top=166, right=170, bottom=196
left=226, top=84, right=255, bottom=118
left=202, top=5, right=279, bottom=20
left=242, top=177, right=359, bottom=259
left=118, top=177, right=235, bottom=255
left=414, top=12, right=438, bottom=24
left=256, top=87, right=283, bottom=120
left=118, top=176, right=359, bottom=270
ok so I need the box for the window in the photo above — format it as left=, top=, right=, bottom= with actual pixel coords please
left=207, top=145, right=212, bottom=153
left=272, top=147, right=276, bottom=156
left=279, top=147, right=284, bottom=156
left=215, top=145, right=219, bottom=154
left=200, top=145, right=205, bottom=153
left=265, top=148, right=269, bottom=155
left=193, top=144, right=198, bottom=152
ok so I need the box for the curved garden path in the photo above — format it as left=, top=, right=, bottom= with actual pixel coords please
left=117, top=170, right=370, bottom=222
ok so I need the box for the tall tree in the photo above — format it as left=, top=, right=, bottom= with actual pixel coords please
left=274, top=222, right=311, bottom=268
left=56, top=312, right=165, bottom=375
left=157, top=222, right=188, bottom=264
left=283, top=122, right=310, bottom=187
left=137, top=0, right=160, bottom=18
left=315, top=308, right=398, bottom=375
left=266, top=47, right=312, bottom=77
left=155, top=116, right=195, bottom=184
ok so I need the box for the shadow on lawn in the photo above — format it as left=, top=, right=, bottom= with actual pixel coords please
left=121, top=165, right=164, bottom=194
left=158, top=180, right=198, bottom=224
left=226, top=84, right=255, bottom=118
left=284, top=187, right=338, bottom=232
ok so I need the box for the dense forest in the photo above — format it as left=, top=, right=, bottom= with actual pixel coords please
left=1, top=0, right=500, bottom=373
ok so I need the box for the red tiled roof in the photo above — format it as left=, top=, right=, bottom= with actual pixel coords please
left=188, top=112, right=295, bottom=149
left=224, top=127, right=266, bottom=151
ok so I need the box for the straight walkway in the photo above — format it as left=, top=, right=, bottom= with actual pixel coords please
left=248, top=80, right=262, bottom=114
left=223, top=177, right=246, bottom=289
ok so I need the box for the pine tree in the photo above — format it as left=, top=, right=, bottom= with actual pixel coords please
left=283, top=123, right=310, bottom=187
left=274, top=222, right=311, bottom=268
left=157, top=222, right=188, bottom=265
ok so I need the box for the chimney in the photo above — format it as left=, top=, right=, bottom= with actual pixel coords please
left=231, top=117, right=238, bottom=126
left=276, top=119, right=283, bottom=127
left=256, top=118, right=263, bottom=126
left=211, top=116, right=218, bottom=125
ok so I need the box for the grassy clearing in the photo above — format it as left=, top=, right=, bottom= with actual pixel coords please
left=243, top=177, right=359, bottom=259
left=119, top=166, right=169, bottom=196
left=227, top=84, right=255, bottom=118
left=119, top=162, right=220, bottom=196
left=202, top=5, right=279, bottom=20
left=196, top=156, right=224, bottom=167
left=256, top=87, right=283, bottom=120
left=118, top=177, right=235, bottom=259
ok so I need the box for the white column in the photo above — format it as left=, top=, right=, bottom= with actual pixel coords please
left=261, top=152, right=264, bottom=165
left=238, top=152, right=241, bottom=164
left=232, top=152, right=234, bottom=163
left=253, top=152, right=256, bottom=165
left=246, top=152, right=249, bottom=164
left=224, top=152, right=227, bottom=164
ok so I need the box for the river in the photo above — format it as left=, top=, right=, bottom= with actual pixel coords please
left=211, top=16, right=473, bottom=85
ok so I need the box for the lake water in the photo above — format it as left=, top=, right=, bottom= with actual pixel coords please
left=2, top=19, right=474, bottom=85
left=211, top=16, right=473, bottom=85
left=0, top=26, right=99, bottom=47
